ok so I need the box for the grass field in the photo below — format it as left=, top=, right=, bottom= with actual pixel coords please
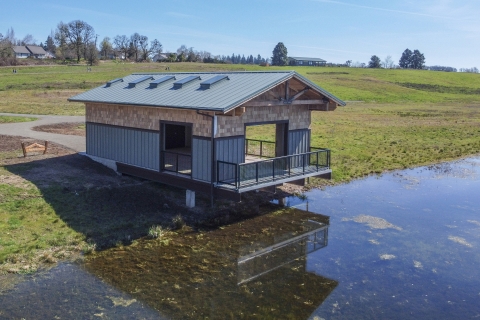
left=1, top=61, right=480, bottom=272
left=1, top=60, right=479, bottom=182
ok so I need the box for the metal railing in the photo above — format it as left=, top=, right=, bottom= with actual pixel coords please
left=217, top=148, right=330, bottom=190
left=161, top=151, right=192, bottom=176
left=245, top=139, right=275, bottom=158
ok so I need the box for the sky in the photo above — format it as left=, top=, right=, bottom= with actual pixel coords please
left=2, top=0, right=479, bottom=69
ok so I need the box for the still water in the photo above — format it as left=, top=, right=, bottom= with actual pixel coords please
left=1, top=156, right=479, bottom=319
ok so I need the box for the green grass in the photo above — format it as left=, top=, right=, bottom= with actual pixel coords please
left=0, top=170, right=85, bottom=271
left=1, top=61, right=479, bottom=115
left=0, top=115, right=37, bottom=123
left=1, top=61, right=480, bottom=272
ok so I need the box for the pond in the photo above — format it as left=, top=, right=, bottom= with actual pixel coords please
left=1, top=156, right=479, bottom=319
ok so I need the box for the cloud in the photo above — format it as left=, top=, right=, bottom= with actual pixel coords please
left=166, top=12, right=198, bottom=19
left=311, top=0, right=454, bottom=19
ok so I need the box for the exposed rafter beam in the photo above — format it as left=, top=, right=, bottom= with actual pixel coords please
left=288, top=86, right=310, bottom=103
left=243, top=99, right=327, bottom=107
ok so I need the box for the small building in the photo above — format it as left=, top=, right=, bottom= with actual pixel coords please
left=289, top=57, right=326, bottom=67
left=26, top=45, right=47, bottom=59
left=152, top=53, right=169, bottom=62
left=69, top=71, right=345, bottom=204
left=12, top=46, right=31, bottom=59
left=12, top=45, right=47, bottom=59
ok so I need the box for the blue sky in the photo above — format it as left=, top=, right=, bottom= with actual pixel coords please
left=2, top=0, right=479, bottom=69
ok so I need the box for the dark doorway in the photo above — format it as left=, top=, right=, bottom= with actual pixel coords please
left=165, top=124, right=187, bottom=150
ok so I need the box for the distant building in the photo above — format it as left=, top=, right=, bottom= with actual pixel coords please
left=289, top=57, right=326, bottom=67
left=12, top=46, right=30, bottom=59
left=152, top=53, right=169, bottom=62
left=12, top=45, right=47, bottom=59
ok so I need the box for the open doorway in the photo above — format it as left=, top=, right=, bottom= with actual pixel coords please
left=161, top=123, right=192, bottom=175
left=245, top=122, right=288, bottom=162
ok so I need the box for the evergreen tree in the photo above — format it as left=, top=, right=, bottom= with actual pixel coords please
left=399, top=49, right=413, bottom=68
left=368, top=55, right=381, bottom=68
left=45, top=35, right=56, bottom=52
left=271, top=42, right=288, bottom=66
left=411, top=50, right=425, bottom=69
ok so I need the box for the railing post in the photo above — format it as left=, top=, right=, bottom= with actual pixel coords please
left=272, top=159, right=275, bottom=181
left=236, top=164, right=239, bottom=189
left=303, top=153, right=306, bottom=174
left=246, top=139, right=248, bottom=155
left=255, top=162, right=259, bottom=184
left=260, top=141, right=263, bottom=158
left=316, top=151, right=319, bottom=171
left=288, top=155, right=291, bottom=176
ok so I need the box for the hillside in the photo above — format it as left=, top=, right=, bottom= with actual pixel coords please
left=1, top=62, right=480, bottom=115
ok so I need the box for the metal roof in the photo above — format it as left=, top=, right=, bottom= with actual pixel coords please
left=68, top=71, right=345, bottom=112
left=12, top=46, right=30, bottom=54
left=290, top=57, right=326, bottom=62
left=26, top=46, right=47, bottom=55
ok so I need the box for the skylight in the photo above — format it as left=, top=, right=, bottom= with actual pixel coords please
left=200, top=75, right=229, bottom=89
left=149, top=75, right=176, bottom=88
left=173, top=75, right=201, bottom=89
left=128, top=76, right=154, bottom=88
left=105, top=78, right=123, bottom=87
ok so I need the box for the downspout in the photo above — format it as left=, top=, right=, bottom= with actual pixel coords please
left=197, top=110, right=216, bottom=208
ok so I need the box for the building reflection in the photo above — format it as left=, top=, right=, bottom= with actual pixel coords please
left=84, top=209, right=337, bottom=319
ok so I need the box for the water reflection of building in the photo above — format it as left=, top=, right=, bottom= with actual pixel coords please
left=237, top=219, right=328, bottom=284
left=84, top=209, right=337, bottom=319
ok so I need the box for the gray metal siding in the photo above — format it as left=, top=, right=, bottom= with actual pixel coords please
left=288, top=129, right=310, bottom=155
left=215, top=136, right=245, bottom=184
left=86, top=123, right=159, bottom=170
left=216, top=136, right=245, bottom=164
left=192, top=138, right=212, bottom=182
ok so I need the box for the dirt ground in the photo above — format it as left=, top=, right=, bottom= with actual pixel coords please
left=32, top=122, right=86, bottom=137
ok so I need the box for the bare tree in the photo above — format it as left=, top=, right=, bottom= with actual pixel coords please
left=0, top=33, right=13, bottom=59
left=382, top=55, right=394, bottom=69
left=176, top=45, right=188, bottom=62
left=86, top=42, right=99, bottom=66
left=150, top=39, right=163, bottom=58
left=130, top=33, right=141, bottom=61
left=100, top=37, right=112, bottom=59
left=113, top=35, right=128, bottom=60
left=138, top=35, right=149, bottom=61
left=55, top=20, right=96, bottom=63
left=21, top=34, right=37, bottom=45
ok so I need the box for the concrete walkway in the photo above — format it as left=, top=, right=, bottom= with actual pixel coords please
left=0, top=113, right=86, bottom=152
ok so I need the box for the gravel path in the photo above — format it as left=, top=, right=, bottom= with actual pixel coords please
left=0, top=113, right=86, bottom=152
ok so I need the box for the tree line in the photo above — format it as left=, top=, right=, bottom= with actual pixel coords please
left=0, top=21, right=268, bottom=66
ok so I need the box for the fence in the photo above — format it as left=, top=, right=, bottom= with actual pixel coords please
left=245, top=139, right=275, bottom=158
